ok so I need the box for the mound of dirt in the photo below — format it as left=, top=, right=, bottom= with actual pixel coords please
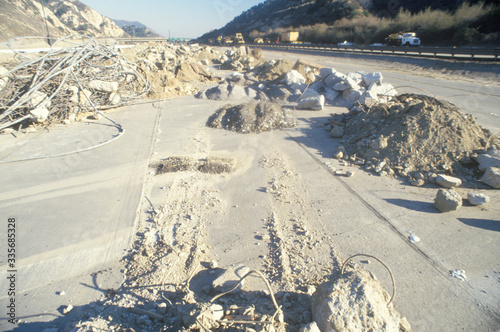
left=156, top=156, right=236, bottom=174
left=207, top=101, right=297, bottom=134
left=331, top=94, right=490, bottom=180
left=156, top=156, right=196, bottom=174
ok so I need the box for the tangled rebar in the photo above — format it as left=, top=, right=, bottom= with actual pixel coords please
left=0, top=35, right=151, bottom=131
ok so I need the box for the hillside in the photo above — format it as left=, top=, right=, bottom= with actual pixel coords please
left=113, top=19, right=162, bottom=38
left=198, top=0, right=500, bottom=46
left=0, top=0, right=127, bottom=42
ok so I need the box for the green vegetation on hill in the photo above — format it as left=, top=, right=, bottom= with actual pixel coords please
left=199, top=0, right=500, bottom=46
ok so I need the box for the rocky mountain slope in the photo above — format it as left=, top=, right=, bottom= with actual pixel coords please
left=113, top=19, right=161, bottom=38
left=198, top=0, right=499, bottom=44
left=0, top=0, right=126, bottom=42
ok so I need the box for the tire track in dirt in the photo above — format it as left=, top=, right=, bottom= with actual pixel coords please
left=259, top=151, right=342, bottom=292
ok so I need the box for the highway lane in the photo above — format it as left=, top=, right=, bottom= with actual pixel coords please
left=0, top=105, right=159, bottom=329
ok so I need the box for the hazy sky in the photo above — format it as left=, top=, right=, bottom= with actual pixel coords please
left=79, top=0, right=265, bottom=38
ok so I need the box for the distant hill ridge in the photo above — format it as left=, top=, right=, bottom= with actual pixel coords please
left=199, top=0, right=500, bottom=46
left=0, top=0, right=157, bottom=42
left=113, top=19, right=162, bottom=38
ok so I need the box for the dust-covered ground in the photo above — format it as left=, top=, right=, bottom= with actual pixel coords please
left=3, top=46, right=500, bottom=332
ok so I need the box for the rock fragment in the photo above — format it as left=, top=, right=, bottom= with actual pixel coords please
left=481, top=167, right=500, bottom=189
left=312, top=269, right=404, bottom=332
left=476, top=149, right=500, bottom=171
left=297, top=95, right=325, bottom=110
left=467, top=193, right=490, bottom=206
left=436, top=174, right=462, bottom=188
left=330, top=126, right=344, bottom=138
left=434, top=188, right=462, bottom=212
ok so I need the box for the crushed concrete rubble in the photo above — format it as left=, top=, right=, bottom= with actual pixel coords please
left=0, top=37, right=150, bottom=130
left=197, top=56, right=397, bottom=109
left=0, top=38, right=228, bottom=131
left=119, top=42, right=226, bottom=99
left=312, top=268, right=410, bottom=332
left=328, top=93, right=495, bottom=187
left=207, top=101, right=297, bottom=133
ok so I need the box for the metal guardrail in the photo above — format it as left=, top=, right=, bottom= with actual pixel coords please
left=244, top=43, right=500, bottom=61
left=107, top=37, right=499, bottom=61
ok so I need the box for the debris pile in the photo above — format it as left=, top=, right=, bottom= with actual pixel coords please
left=0, top=37, right=150, bottom=131
left=155, top=156, right=236, bottom=174
left=120, top=42, right=224, bottom=99
left=197, top=57, right=398, bottom=108
left=278, top=65, right=398, bottom=109
left=0, top=38, right=230, bottom=131
left=219, top=45, right=267, bottom=71
left=207, top=101, right=297, bottom=133
left=328, top=94, right=492, bottom=185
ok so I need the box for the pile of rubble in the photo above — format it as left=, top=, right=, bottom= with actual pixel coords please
left=326, top=93, right=499, bottom=203
left=219, top=46, right=266, bottom=71
left=0, top=37, right=150, bottom=131
left=119, top=42, right=226, bottom=99
left=0, top=38, right=230, bottom=131
left=197, top=56, right=398, bottom=108
left=207, top=101, right=297, bottom=133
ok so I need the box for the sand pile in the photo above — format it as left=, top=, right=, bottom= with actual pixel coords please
left=207, top=101, right=297, bottom=133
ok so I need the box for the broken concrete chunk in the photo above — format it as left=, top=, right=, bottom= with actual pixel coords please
left=324, top=72, right=346, bottom=88
left=30, top=106, right=49, bottom=122
left=366, top=83, right=379, bottom=101
left=63, top=304, right=74, bottom=315
left=332, top=82, right=350, bottom=91
left=325, top=89, right=340, bottom=102
left=283, top=70, right=306, bottom=86
left=89, top=80, right=119, bottom=92
left=476, top=149, right=500, bottom=171
left=467, top=193, right=490, bottom=206
left=266, top=86, right=292, bottom=102
left=312, top=269, right=404, bottom=332
left=436, top=174, right=462, bottom=188
left=319, top=67, right=336, bottom=78
left=299, top=89, right=319, bottom=100
left=343, top=88, right=366, bottom=103
left=228, top=84, right=248, bottom=99
left=481, top=167, right=500, bottom=189
left=346, top=72, right=363, bottom=86
left=434, top=188, right=462, bottom=212
left=109, top=92, right=121, bottom=105
left=297, top=95, right=325, bottom=110
left=363, top=72, right=383, bottom=86
left=29, top=91, right=51, bottom=109
left=377, top=83, right=398, bottom=97
left=206, top=84, right=230, bottom=100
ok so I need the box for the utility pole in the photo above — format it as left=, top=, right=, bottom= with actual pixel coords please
left=40, top=0, right=52, bottom=46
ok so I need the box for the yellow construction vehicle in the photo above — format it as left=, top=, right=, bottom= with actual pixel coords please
left=234, top=33, right=245, bottom=44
